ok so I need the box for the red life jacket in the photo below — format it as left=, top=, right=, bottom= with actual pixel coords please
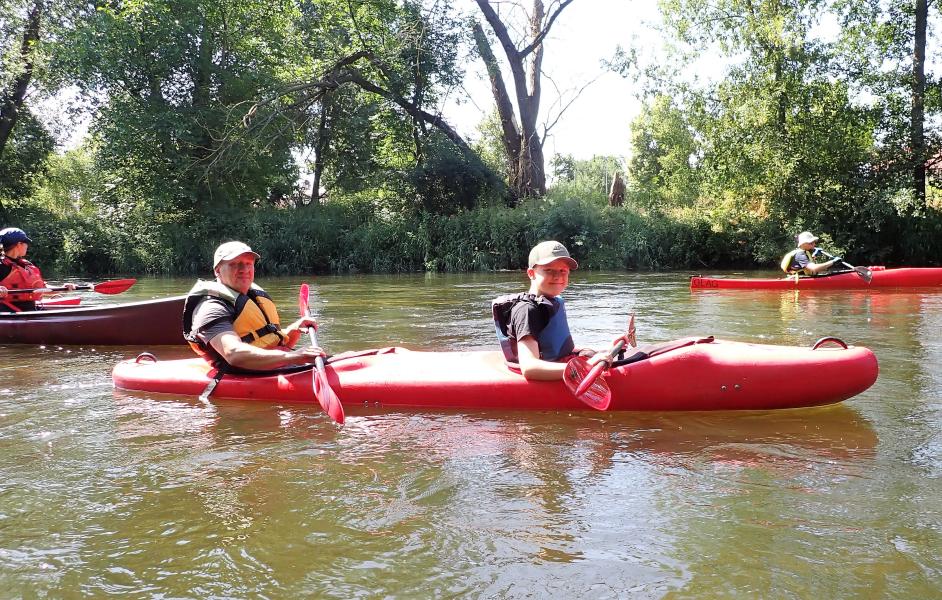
left=0, top=256, right=45, bottom=311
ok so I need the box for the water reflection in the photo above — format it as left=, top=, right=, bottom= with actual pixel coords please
left=109, top=383, right=880, bottom=592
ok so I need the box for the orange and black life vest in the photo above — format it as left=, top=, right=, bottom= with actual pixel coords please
left=182, top=280, right=287, bottom=366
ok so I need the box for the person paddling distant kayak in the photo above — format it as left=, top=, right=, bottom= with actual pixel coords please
left=781, top=231, right=843, bottom=276
left=0, top=227, right=76, bottom=312
left=182, top=241, right=325, bottom=371
left=492, top=240, right=616, bottom=381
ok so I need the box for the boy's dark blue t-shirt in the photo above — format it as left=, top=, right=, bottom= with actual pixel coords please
left=507, top=295, right=574, bottom=360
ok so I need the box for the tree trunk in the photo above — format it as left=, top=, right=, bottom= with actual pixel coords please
left=911, top=0, right=927, bottom=205
left=474, top=0, right=574, bottom=199
left=190, top=18, right=215, bottom=164
left=472, top=22, right=521, bottom=192
left=312, top=95, right=331, bottom=203
left=0, top=0, right=44, bottom=158
left=518, top=0, right=546, bottom=196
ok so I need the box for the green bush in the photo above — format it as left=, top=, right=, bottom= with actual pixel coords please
left=8, top=185, right=942, bottom=276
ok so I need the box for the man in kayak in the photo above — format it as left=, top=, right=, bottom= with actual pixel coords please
left=492, top=240, right=613, bottom=381
left=781, top=231, right=842, bottom=276
left=0, top=227, right=75, bottom=312
left=183, top=241, right=325, bottom=371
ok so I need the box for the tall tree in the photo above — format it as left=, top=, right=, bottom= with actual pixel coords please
left=608, top=0, right=882, bottom=262
left=910, top=0, right=929, bottom=204
left=235, top=0, right=496, bottom=210
left=658, top=0, right=874, bottom=219
left=833, top=0, right=940, bottom=207
left=0, top=0, right=88, bottom=214
left=471, top=0, right=576, bottom=199
left=627, top=95, right=699, bottom=211
left=0, top=0, right=43, bottom=159
left=61, top=0, right=305, bottom=215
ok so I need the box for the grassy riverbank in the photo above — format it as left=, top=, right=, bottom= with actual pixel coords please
left=13, top=187, right=942, bottom=277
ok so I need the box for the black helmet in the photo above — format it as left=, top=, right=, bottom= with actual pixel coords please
left=0, top=227, right=32, bottom=247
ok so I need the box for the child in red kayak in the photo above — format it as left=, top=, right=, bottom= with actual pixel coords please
left=492, top=240, right=615, bottom=381
left=0, top=227, right=75, bottom=312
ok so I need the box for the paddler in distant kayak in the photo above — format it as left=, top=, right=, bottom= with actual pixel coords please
left=781, top=231, right=843, bottom=277
left=0, top=227, right=76, bottom=312
left=183, top=241, right=325, bottom=371
left=492, top=240, right=615, bottom=381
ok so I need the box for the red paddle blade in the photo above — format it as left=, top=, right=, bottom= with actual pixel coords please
left=575, top=361, right=606, bottom=396
left=298, top=283, right=311, bottom=316
left=564, top=356, right=612, bottom=411
left=90, top=278, right=137, bottom=294
left=300, top=282, right=344, bottom=425
left=313, top=367, right=345, bottom=424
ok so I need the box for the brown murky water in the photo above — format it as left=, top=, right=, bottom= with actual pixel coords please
left=1, top=271, right=939, bottom=597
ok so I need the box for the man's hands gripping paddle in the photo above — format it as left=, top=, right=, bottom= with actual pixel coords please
left=564, top=314, right=637, bottom=411
left=298, top=284, right=345, bottom=424
left=814, top=249, right=873, bottom=283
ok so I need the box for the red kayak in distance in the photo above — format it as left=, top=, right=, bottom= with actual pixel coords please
left=113, top=337, right=879, bottom=413
left=691, top=267, right=942, bottom=290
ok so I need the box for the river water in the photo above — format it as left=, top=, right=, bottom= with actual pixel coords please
left=1, top=271, right=940, bottom=597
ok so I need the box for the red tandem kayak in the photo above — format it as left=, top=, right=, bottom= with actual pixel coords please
left=691, top=267, right=942, bottom=290
left=113, top=337, right=879, bottom=412
left=0, top=296, right=186, bottom=345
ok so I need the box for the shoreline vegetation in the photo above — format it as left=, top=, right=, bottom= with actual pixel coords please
left=15, top=185, right=942, bottom=278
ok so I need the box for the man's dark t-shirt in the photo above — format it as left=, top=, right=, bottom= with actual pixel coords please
left=190, top=298, right=237, bottom=346
left=791, top=250, right=812, bottom=272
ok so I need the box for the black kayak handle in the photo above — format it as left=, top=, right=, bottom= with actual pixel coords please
left=811, top=337, right=848, bottom=350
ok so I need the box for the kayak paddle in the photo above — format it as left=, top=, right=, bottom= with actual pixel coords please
left=298, top=283, right=345, bottom=425
left=816, top=250, right=872, bottom=283
left=564, top=314, right=636, bottom=411
left=8, top=278, right=138, bottom=295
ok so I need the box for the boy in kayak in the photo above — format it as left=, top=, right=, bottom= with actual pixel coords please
left=183, top=241, right=325, bottom=371
left=781, top=231, right=842, bottom=276
left=492, top=240, right=613, bottom=381
left=0, top=227, right=75, bottom=312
